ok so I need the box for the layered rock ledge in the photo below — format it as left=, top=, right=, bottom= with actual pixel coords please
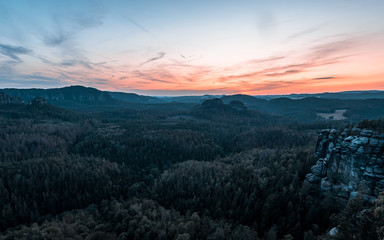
left=306, top=127, right=384, bottom=200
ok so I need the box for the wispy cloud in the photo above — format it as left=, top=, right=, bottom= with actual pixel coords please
left=247, top=56, right=285, bottom=65
left=248, top=81, right=301, bottom=92
left=217, top=63, right=309, bottom=82
left=42, top=9, right=103, bottom=47
left=265, top=69, right=301, bottom=77
left=140, top=52, right=166, bottom=66
left=145, top=78, right=171, bottom=84
left=0, top=44, right=33, bottom=75
left=309, top=38, right=357, bottom=62
left=43, top=31, right=69, bottom=47
left=287, top=27, right=321, bottom=39
left=216, top=35, right=363, bottom=84
left=42, top=16, right=69, bottom=47
left=124, top=16, right=159, bottom=40
left=132, top=70, right=174, bottom=84
left=38, top=7, right=105, bottom=70
left=69, top=13, right=103, bottom=30
left=92, top=78, right=109, bottom=84
left=0, top=44, right=32, bottom=61
left=0, top=73, right=65, bottom=88
left=61, top=59, right=93, bottom=69
left=313, top=77, right=335, bottom=80
left=115, top=34, right=367, bottom=95
left=0, top=60, right=20, bottom=74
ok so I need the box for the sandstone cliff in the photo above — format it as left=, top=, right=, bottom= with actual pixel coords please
left=306, top=127, right=384, bottom=199
left=0, top=92, right=23, bottom=105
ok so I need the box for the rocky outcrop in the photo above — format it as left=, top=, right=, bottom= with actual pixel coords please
left=0, top=92, right=23, bottom=104
left=306, top=127, right=384, bottom=200
left=30, top=97, right=48, bottom=106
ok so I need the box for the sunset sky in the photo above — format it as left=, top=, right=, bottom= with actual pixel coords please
left=0, top=0, right=383, bottom=96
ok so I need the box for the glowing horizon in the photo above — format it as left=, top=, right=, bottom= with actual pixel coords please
left=0, top=0, right=383, bottom=96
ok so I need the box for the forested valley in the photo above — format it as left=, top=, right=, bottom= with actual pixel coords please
left=0, top=96, right=382, bottom=240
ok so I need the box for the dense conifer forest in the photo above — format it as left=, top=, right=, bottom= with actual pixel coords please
left=0, top=95, right=383, bottom=239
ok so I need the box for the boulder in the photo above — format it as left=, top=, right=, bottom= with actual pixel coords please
left=321, top=179, right=333, bottom=191
left=329, top=227, right=338, bottom=236
left=374, top=180, right=384, bottom=196
left=311, top=164, right=323, bottom=177
left=357, top=146, right=365, bottom=154
left=306, top=173, right=322, bottom=184
left=361, top=129, right=373, bottom=137
left=358, top=137, right=369, bottom=145
left=345, top=136, right=354, bottom=141
left=370, top=138, right=379, bottom=146
left=373, top=165, right=384, bottom=175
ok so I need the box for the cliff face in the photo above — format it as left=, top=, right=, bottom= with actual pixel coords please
left=307, top=127, right=384, bottom=199
left=0, top=92, right=23, bottom=104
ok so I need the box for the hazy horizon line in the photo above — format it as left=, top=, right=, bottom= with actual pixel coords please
left=1, top=85, right=383, bottom=97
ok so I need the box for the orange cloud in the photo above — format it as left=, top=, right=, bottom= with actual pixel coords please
left=44, top=33, right=383, bottom=96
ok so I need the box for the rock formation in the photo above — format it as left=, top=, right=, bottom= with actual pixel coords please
left=30, top=97, right=48, bottom=106
left=0, top=92, right=23, bottom=104
left=306, top=127, right=384, bottom=200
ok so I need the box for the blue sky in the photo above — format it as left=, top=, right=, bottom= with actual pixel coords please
left=0, top=0, right=383, bottom=95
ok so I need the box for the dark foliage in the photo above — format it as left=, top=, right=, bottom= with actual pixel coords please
left=357, top=119, right=384, bottom=132
left=0, top=156, right=126, bottom=230
left=154, top=148, right=343, bottom=239
left=0, top=198, right=258, bottom=240
left=318, top=194, right=384, bottom=240
left=0, top=97, right=382, bottom=239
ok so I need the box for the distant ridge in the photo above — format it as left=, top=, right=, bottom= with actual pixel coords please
left=2, top=86, right=384, bottom=122
left=2, top=86, right=114, bottom=105
left=221, top=94, right=267, bottom=105
left=1, top=86, right=164, bottom=108
left=3, top=86, right=384, bottom=105
left=159, top=95, right=224, bottom=103
left=107, top=91, right=163, bottom=103
left=257, top=90, right=384, bottom=100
